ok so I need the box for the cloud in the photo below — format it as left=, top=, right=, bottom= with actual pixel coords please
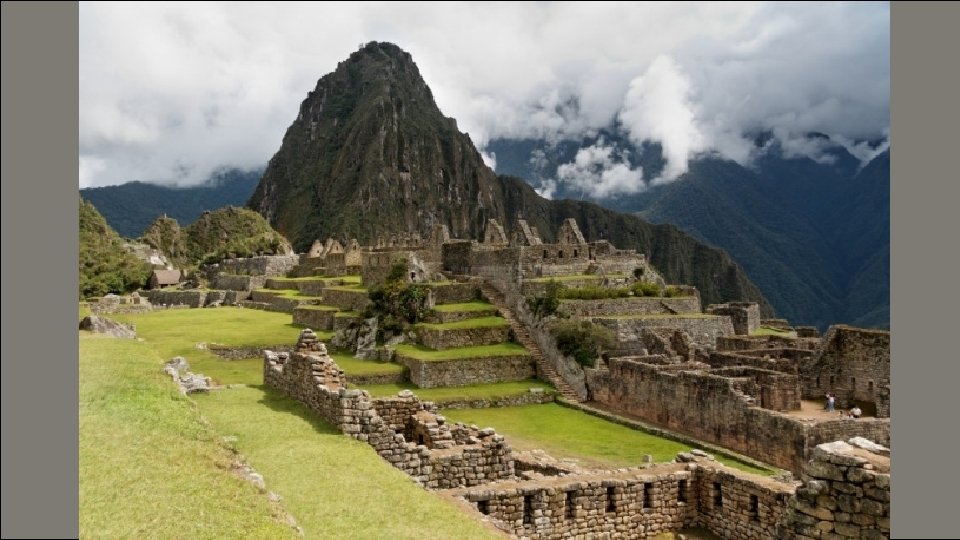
left=80, top=2, right=889, bottom=187
left=552, top=141, right=645, bottom=198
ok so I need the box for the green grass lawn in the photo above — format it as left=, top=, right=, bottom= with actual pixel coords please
left=330, top=352, right=405, bottom=376
left=296, top=304, right=339, bottom=311
left=431, top=301, right=495, bottom=312
left=392, top=343, right=529, bottom=362
left=192, top=386, right=500, bottom=539
left=443, top=403, right=773, bottom=475
left=525, top=274, right=605, bottom=283
left=325, top=284, right=368, bottom=292
left=358, top=379, right=555, bottom=401
left=416, top=316, right=508, bottom=330
left=80, top=302, right=92, bottom=319
left=256, top=289, right=324, bottom=300
left=80, top=334, right=296, bottom=538
left=109, top=308, right=307, bottom=386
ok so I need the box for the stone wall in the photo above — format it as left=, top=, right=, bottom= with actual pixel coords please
left=321, top=288, right=371, bottom=312
left=695, top=467, right=794, bottom=539
left=559, top=296, right=702, bottom=318
left=414, top=325, right=512, bottom=350
left=706, top=302, right=761, bottom=335
left=592, top=315, right=735, bottom=350
left=209, top=254, right=300, bottom=277
left=586, top=358, right=889, bottom=474
left=779, top=439, right=890, bottom=539
left=214, top=274, right=267, bottom=291
left=426, top=281, right=481, bottom=304
left=433, top=390, right=555, bottom=410
left=396, top=354, right=535, bottom=388
left=207, top=343, right=293, bottom=360
left=803, top=326, right=890, bottom=416
left=263, top=344, right=514, bottom=489
left=427, top=307, right=498, bottom=324
left=461, top=470, right=696, bottom=539
left=143, top=289, right=208, bottom=308
left=292, top=307, right=337, bottom=331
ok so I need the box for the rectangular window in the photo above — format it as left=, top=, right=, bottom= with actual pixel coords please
left=606, top=486, right=616, bottom=513
left=477, top=500, right=489, bottom=515
left=678, top=480, right=688, bottom=503
left=522, top=495, right=533, bottom=524
left=565, top=491, right=576, bottom=520
left=749, top=494, right=760, bottom=521
left=643, top=483, right=653, bottom=509
left=713, top=482, right=723, bottom=508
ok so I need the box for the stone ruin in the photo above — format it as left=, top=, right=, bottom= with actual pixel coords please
left=264, top=330, right=891, bottom=540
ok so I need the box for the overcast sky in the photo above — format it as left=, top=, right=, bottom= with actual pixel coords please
left=79, top=1, right=889, bottom=188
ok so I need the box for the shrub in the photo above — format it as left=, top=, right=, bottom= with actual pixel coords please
left=366, top=259, right=430, bottom=337
left=528, top=280, right=564, bottom=318
left=632, top=281, right=663, bottom=297
left=663, top=286, right=683, bottom=298
left=549, top=318, right=615, bottom=367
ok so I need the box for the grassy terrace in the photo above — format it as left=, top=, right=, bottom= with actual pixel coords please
left=109, top=308, right=308, bottom=386
left=357, top=380, right=555, bottom=402
left=325, top=284, right=368, bottom=292
left=431, top=301, right=495, bottom=312
left=295, top=304, right=339, bottom=311
left=89, top=308, right=500, bottom=539
left=751, top=326, right=799, bottom=338
left=525, top=273, right=607, bottom=283
left=392, top=343, right=529, bottom=362
left=593, top=313, right=717, bottom=319
left=255, top=289, right=324, bottom=300
left=334, top=310, right=362, bottom=318
left=416, top=316, right=508, bottom=330
left=444, top=404, right=774, bottom=476
left=270, top=275, right=363, bottom=284
left=330, top=352, right=405, bottom=376
left=80, top=335, right=295, bottom=538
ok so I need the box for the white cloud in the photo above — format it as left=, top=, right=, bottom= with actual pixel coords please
left=79, top=2, right=889, bottom=187
left=553, top=141, right=645, bottom=198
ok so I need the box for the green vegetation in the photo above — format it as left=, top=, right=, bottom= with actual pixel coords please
left=335, top=310, right=362, bottom=318
left=444, top=404, right=772, bottom=475
left=140, top=214, right=189, bottom=267
left=549, top=318, right=615, bottom=367
left=192, top=387, right=500, bottom=539
left=392, top=343, right=529, bottom=362
left=296, top=304, right=339, bottom=311
left=366, top=260, right=430, bottom=337
left=416, top=316, right=508, bottom=330
left=359, top=380, right=555, bottom=401
left=527, top=279, right=563, bottom=318
left=80, top=335, right=294, bottom=538
left=109, top=308, right=307, bottom=386
left=560, top=284, right=631, bottom=300
left=329, top=352, right=405, bottom=376
left=189, top=206, right=291, bottom=265
left=431, top=301, right=495, bottom=313
left=79, top=197, right=152, bottom=299
left=525, top=274, right=605, bottom=283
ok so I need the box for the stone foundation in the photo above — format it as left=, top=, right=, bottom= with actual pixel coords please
left=415, top=325, right=512, bottom=350
left=396, top=354, right=536, bottom=388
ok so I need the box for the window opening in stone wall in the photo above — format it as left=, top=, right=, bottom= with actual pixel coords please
left=869, top=380, right=874, bottom=393
left=749, top=494, right=759, bottom=521
left=816, top=375, right=820, bottom=387
left=830, top=375, right=835, bottom=385
left=410, top=272, right=416, bottom=281
left=851, top=377, right=856, bottom=388
left=417, top=433, right=425, bottom=446
left=522, top=495, right=533, bottom=524
left=565, top=491, right=576, bottom=520
left=643, top=483, right=653, bottom=509
left=606, top=486, right=616, bottom=513
left=543, top=250, right=549, bottom=258
left=678, top=480, right=688, bottom=503
left=713, top=482, right=723, bottom=508
left=574, top=249, right=578, bottom=257
left=477, top=500, right=489, bottom=515
left=558, top=250, right=564, bottom=259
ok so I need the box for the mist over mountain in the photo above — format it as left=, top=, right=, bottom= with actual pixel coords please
left=487, top=131, right=889, bottom=330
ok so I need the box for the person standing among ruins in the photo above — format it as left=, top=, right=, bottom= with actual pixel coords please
left=826, top=393, right=835, bottom=412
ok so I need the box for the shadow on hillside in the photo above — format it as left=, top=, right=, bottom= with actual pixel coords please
left=253, top=383, right=341, bottom=436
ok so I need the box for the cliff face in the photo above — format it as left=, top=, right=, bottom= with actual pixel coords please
left=249, top=42, right=504, bottom=247
left=249, top=41, right=773, bottom=314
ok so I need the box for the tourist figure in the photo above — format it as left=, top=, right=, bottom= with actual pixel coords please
left=850, top=406, right=862, bottom=419
left=826, top=393, right=835, bottom=412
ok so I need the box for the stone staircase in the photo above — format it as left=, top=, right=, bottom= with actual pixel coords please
left=477, top=281, right=583, bottom=402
